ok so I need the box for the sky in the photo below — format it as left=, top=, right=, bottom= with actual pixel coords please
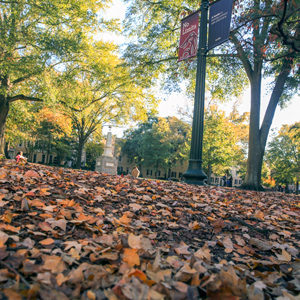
left=102, top=0, right=300, bottom=138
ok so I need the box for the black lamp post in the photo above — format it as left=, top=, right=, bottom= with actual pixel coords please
left=183, top=0, right=209, bottom=185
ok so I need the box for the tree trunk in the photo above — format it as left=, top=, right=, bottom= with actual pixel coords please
left=285, top=182, right=289, bottom=193
left=0, top=96, right=9, bottom=156
left=207, top=163, right=212, bottom=185
left=243, top=71, right=264, bottom=191
left=243, top=60, right=292, bottom=191
left=76, top=140, right=84, bottom=169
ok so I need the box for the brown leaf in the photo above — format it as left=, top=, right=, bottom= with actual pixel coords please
left=175, top=244, right=191, bottom=255
left=222, top=236, right=234, bottom=253
left=194, top=243, right=211, bottom=262
left=207, top=266, right=247, bottom=300
left=276, top=249, right=291, bottom=262
left=3, top=210, right=13, bottom=223
left=39, top=238, right=55, bottom=245
left=254, top=210, right=264, bottom=220
left=249, top=238, right=272, bottom=251
left=21, top=198, right=30, bottom=211
left=42, top=254, right=67, bottom=274
left=212, top=218, right=225, bottom=233
left=38, top=222, right=54, bottom=232
left=128, top=233, right=142, bottom=249
left=2, top=289, right=23, bottom=300
left=24, top=170, right=40, bottom=177
left=123, top=248, right=140, bottom=267
left=0, top=230, right=9, bottom=247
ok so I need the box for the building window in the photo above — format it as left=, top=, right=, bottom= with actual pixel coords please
left=234, top=179, right=238, bottom=185
left=18, top=142, right=23, bottom=147
left=118, top=156, right=122, bottom=162
left=147, top=170, right=149, bottom=176
left=42, top=154, right=45, bottom=163
left=211, top=177, right=214, bottom=183
left=158, top=171, right=161, bottom=177
left=49, top=155, right=53, bottom=164
left=215, top=178, right=219, bottom=183
left=171, top=172, right=177, bottom=178
left=53, top=157, right=58, bottom=164
left=126, top=167, right=129, bottom=174
left=179, top=172, right=183, bottom=179
left=150, top=170, right=153, bottom=176
left=239, top=180, right=242, bottom=184
left=33, top=154, right=37, bottom=163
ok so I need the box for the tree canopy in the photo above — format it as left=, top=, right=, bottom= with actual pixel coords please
left=122, top=0, right=300, bottom=190
left=1, top=0, right=158, bottom=165
left=267, top=123, right=300, bottom=192
left=122, top=116, right=191, bottom=178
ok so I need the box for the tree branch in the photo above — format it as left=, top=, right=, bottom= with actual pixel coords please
left=230, top=34, right=253, bottom=81
left=270, top=0, right=300, bottom=52
left=8, top=95, right=44, bottom=103
left=259, top=58, right=293, bottom=151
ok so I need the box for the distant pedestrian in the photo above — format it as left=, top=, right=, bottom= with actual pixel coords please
left=16, top=151, right=28, bottom=164
left=227, top=176, right=233, bottom=187
left=131, top=166, right=140, bottom=178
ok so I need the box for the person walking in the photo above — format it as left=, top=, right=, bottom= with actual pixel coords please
left=131, top=166, right=140, bottom=178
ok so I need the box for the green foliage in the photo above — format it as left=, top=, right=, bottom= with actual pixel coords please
left=5, top=102, right=38, bottom=147
left=85, top=141, right=104, bottom=170
left=202, top=105, right=246, bottom=183
left=53, top=39, right=158, bottom=168
left=203, top=106, right=237, bottom=175
left=266, top=123, right=300, bottom=186
left=0, top=0, right=121, bottom=154
left=122, top=116, right=191, bottom=175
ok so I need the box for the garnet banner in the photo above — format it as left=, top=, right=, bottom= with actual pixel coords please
left=178, top=11, right=199, bottom=62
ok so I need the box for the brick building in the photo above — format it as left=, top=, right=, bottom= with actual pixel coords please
left=117, top=153, right=243, bottom=187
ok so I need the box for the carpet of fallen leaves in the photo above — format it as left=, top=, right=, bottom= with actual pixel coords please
left=0, top=160, right=300, bottom=300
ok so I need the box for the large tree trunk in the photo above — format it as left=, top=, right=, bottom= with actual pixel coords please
left=243, top=71, right=264, bottom=190
left=242, top=60, right=292, bottom=191
left=0, top=96, right=9, bottom=156
left=76, top=140, right=84, bottom=169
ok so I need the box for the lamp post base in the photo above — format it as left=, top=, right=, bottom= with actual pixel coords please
left=183, top=160, right=207, bottom=185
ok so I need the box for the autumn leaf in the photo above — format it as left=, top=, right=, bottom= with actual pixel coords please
left=212, top=218, right=225, bottom=233
left=128, top=233, right=142, bottom=249
left=123, top=248, right=140, bottom=267
left=0, top=230, right=9, bottom=247
left=39, top=238, right=55, bottom=245
left=175, top=244, right=191, bottom=255
left=42, top=255, right=67, bottom=274
left=24, top=170, right=40, bottom=177
left=0, top=160, right=300, bottom=299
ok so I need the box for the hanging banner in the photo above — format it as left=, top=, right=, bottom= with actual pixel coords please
left=208, top=0, right=233, bottom=50
left=178, top=11, right=199, bottom=62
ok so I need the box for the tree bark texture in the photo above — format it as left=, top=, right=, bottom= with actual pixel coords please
left=76, top=141, right=84, bottom=169
left=0, top=96, right=9, bottom=156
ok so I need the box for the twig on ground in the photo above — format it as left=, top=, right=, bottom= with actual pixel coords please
left=0, top=260, right=31, bottom=289
left=226, top=217, right=271, bottom=235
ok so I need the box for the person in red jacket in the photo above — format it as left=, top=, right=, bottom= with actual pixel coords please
left=16, top=151, right=28, bottom=164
